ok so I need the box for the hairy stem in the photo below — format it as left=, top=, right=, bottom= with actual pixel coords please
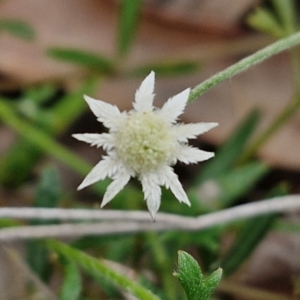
left=189, top=31, right=300, bottom=101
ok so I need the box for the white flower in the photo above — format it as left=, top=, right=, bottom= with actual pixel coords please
left=73, top=72, right=218, bottom=219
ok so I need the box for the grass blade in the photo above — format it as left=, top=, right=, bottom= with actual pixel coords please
left=0, top=19, right=35, bottom=40
left=47, top=48, right=114, bottom=73
left=117, top=0, right=142, bottom=57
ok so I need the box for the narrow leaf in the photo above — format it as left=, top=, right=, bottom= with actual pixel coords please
left=129, top=60, right=200, bottom=77
left=27, top=167, right=61, bottom=281
left=117, top=0, right=142, bottom=57
left=217, top=162, right=268, bottom=208
left=0, top=19, right=35, bottom=40
left=59, top=260, right=82, bottom=300
left=191, top=153, right=268, bottom=213
left=221, top=185, right=287, bottom=276
left=24, top=84, right=58, bottom=106
left=33, top=167, right=61, bottom=210
left=0, top=140, right=42, bottom=187
left=196, top=110, right=260, bottom=184
left=272, top=0, right=297, bottom=34
left=247, top=8, right=285, bottom=38
left=47, top=48, right=114, bottom=72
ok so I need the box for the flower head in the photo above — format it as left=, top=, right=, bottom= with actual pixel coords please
left=73, top=72, right=218, bottom=219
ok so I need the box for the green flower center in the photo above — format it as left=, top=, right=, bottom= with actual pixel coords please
left=116, top=111, right=176, bottom=173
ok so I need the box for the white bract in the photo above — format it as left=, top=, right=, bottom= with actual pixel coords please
left=73, top=72, right=218, bottom=219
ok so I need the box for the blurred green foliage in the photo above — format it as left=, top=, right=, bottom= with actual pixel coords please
left=0, top=0, right=300, bottom=299
left=0, top=18, right=35, bottom=40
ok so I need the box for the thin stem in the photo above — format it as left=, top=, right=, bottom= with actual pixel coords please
left=218, top=280, right=291, bottom=300
left=146, top=232, right=176, bottom=300
left=1, top=195, right=300, bottom=240
left=188, top=31, right=300, bottom=102
left=2, top=246, right=58, bottom=300
left=46, top=239, right=160, bottom=300
left=238, top=93, right=300, bottom=163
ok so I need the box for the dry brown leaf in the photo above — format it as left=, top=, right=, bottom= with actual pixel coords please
left=0, top=0, right=299, bottom=170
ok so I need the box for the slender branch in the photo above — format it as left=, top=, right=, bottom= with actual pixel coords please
left=2, top=245, right=58, bottom=300
left=218, top=280, right=291, bottom=300
left=0, top=207, right=155, bottom=222
left=189, top=31, right=300, bottom=101
left=1, top=195, right=300, bottom=241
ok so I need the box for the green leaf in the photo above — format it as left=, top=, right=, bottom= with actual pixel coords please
left=47, top=48, right=114, bottom=73
left=33, top=166, right=61, bottom=211
left=174, top=251, right=203, bottom=300
left=0, top=77, right=97, bottom=187
left=247, top=8, right=285, bottom=38
left=221, top=184, right=288, bottom=276
left=59, top=260, right=82, bottom=300
left=26, top=167, right=61, bottom=281
left=0, top=219, right=20, bottom=228
left=196, top=110, right=260, bottom=184
left=45, top=240, right=160, bottom=300
left=23, top=84, right=58, bottom=106
left=201, top=268, right=223, bottom=300
left=128, top=60, right=200, bottom=77
left=50, top=76, right=99, bottom=133
left=18, top=84, right=58, bottom=120
left=275, top=220, right=300, bottom=234
left=221, top=214, right=276, bottom=276
left=247, top=0, right=297, bottom=37
left=216, top=162, right=268, bottom=208
left=117, top=0, right=142, bottom=57
left=0, top=140, right=42, bottom=187
left=26, top=242, right=50, bottom=282
left=0, top=84, right=61, bottom=186
left=182, top=164, right=266, bottom=214
left=174, top=251, right=222, bottom=300
left=272, top=0, right=297, bottom=34
left=0, top=19, right=35, bottom=40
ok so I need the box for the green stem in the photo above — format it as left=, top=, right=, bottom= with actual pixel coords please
left=45, top=239, right=160, bottom=300
left=189, top=31, right=300, bottom=102
left=238, top=93, right=300, bottom=164
left=146, top=233, right=177, bottom=300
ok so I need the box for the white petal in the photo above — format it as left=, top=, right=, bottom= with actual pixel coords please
left=158, top=88, right=190, bottom=124
left=133, top=71, right=155, bottom=112
left=101, top=170, right=132, bottom=207
left=77, top=156, right=121, bottom=190
left=172, top=122, right=218, bottom=142
left=160, top=166, right=190, bottom=206
left=84, top=95, right=125, bottom=131
left=140, top=172, right=161, bottom=220
left=175, top=145, right=215, bottom=164
left=72, top=133, right=115, bottom=150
